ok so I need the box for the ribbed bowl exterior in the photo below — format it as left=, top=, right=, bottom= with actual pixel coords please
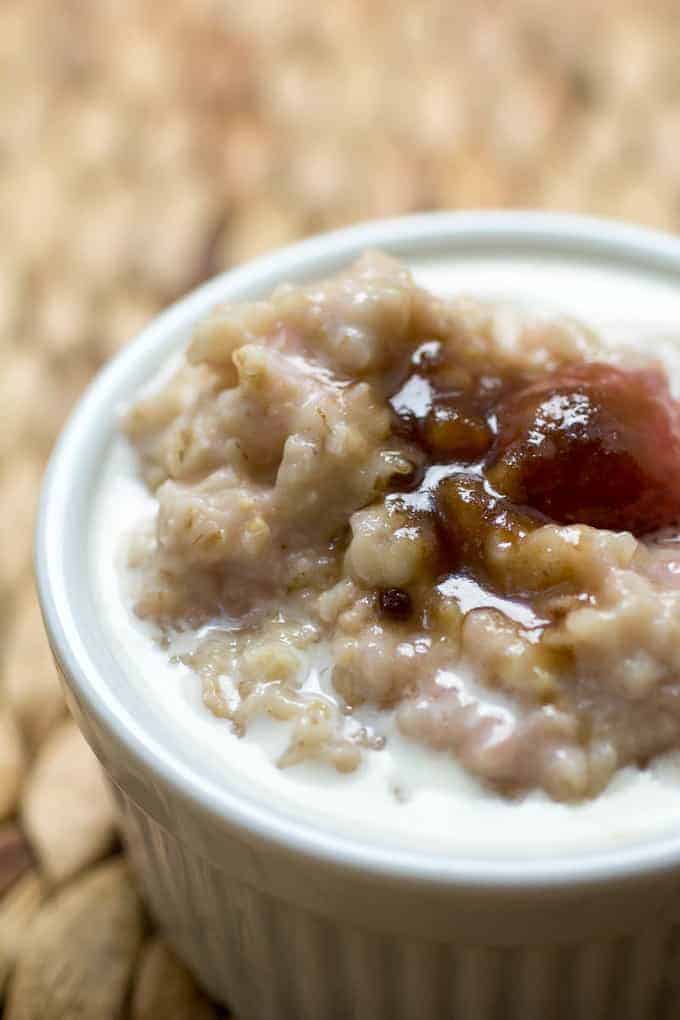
left=36, top=215, right=680, bottom=1020
left=115, top=785, right=680, bottom=1020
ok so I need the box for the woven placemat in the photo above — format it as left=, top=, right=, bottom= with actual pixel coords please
left=2, top=0, right=680, bottom=1015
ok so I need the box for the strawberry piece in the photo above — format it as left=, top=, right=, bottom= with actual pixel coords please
left=487, top=362, right=680, bottom=536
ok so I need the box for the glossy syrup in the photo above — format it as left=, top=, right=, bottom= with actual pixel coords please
left=378, top=340, right=680, bottom=621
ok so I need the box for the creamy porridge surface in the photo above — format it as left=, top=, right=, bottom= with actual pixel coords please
left=119, top=252, right=680, bottom=805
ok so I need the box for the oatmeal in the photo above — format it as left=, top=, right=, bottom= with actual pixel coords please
left=122, top=252, right=680, bottom=802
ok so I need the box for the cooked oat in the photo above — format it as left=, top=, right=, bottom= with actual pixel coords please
left=124, top=253, right=680, bottom=801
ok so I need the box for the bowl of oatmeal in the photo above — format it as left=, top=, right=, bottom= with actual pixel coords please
left=36, top=213, right=680, bottom=1019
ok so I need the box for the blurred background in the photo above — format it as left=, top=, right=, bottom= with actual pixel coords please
left=2, top=0, right=680, bottom=1012
left=5, top=0, right=680, bottom=653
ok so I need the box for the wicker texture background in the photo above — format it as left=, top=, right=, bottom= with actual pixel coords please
left=2, top=0, right=680, bottom=1015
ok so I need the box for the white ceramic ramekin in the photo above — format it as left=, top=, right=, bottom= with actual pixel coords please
left=36, top=213, right=680, bottom=1020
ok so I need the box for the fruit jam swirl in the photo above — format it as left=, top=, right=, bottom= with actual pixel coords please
left=384, top=342, right=680, bottom=611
